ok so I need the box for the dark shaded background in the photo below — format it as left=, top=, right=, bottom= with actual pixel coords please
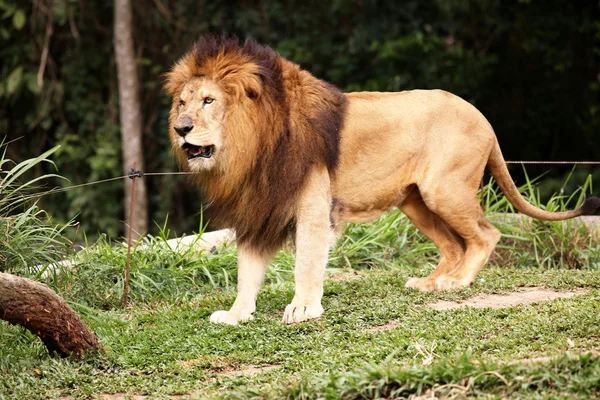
left=1, top=0, right=599, bottom=239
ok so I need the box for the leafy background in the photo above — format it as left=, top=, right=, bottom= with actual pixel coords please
left=1, top=0, right=599, bottom=240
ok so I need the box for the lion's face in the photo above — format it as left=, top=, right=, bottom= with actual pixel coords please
left=170, top=77, right=227, bottom=172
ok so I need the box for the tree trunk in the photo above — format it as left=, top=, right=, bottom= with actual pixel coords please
left=114, top=0, right=147, bottom=240
left=0, top=272, right=101, bottom=358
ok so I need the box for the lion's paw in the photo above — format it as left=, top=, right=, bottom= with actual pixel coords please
left=433, top=275, right=472, bottom=291
left=405, top=277, right=436, bottom=292
left=281, top=302, right=324, bottom=324
left=209, top=310, right=253, bottom=325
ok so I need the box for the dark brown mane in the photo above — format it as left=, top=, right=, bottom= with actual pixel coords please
left=192, top=35, right=284, bottom=102
left=168, top=35, right=347, bottom=252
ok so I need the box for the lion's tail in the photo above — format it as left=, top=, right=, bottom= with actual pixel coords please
left=487, top=140, right=600, bottom=221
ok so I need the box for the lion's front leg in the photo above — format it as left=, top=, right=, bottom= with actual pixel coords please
left=282, top=169, right=332, bottom=324
left=210, top=244, right=273, bottom=325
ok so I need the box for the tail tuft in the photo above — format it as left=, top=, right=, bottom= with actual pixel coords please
left=581, top=196, right=600, bottom=216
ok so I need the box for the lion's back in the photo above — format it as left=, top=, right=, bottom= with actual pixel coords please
left=342, top=89, right=493, bottom=148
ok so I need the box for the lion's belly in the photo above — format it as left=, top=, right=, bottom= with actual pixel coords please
left=331, top=184, right=416, bottom=224
left=331, top=165, right=416, bottom=224
left=331, top=134, right=417, bottom=223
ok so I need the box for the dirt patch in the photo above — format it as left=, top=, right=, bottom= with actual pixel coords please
left=328, top=270, right=363, bottom=282
left=429, top=287, right=589, bottom=311
left=364, top=320, right=402, bottom=333
left=177, top=356, right=279, bottom=377
left=216, top=364, right=280, bottom=377
left=177, top=355, right=235, bottom=370
left=365, top=287, right=589, bottom=333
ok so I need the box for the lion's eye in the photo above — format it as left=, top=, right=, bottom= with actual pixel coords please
left=179, top=99, right=185, bottom=108
left=203, top=97, right=214, bottom=105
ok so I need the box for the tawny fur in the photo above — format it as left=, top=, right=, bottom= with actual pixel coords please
left=165, top=35, right=599, bottom=324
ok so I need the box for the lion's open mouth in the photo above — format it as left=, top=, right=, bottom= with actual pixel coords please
left=182, top=143, right=214, bottom=159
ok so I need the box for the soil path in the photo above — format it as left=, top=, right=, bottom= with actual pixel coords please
left=429, top=287, right=588, bottom=311
left=365, top=286, right=589, bottom=333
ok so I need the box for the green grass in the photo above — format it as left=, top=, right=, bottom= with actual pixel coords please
left=1, top=142, right=74, bottom=273
left=2, top=147, right=599, bottom=399
left=2, top=267, right=600, bottom=399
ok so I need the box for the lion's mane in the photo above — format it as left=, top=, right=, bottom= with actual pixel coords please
left=166, top=36, right=347, bottom=251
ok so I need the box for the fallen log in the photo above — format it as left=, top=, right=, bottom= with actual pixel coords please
left=0, top=272, right=101, bottom=358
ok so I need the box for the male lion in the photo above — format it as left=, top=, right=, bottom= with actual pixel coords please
left=165, top=35, right=600, bottom=325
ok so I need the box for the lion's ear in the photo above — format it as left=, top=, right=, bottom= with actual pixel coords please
left=246, top=87, right=260, bottom=100
left=244, top=74, right=262, bottom=100
left=163, top=56, right=194, bottom=96
left=163, top=74, right=179, bottom=97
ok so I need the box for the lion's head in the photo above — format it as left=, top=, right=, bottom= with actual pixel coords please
left=164, top=35, right=346, bottom=251
left=164, top=35, right=284, bottom=177
left=168, top=77, right=226, bottom=172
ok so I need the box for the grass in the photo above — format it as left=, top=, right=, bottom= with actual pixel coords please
left=2, top=267, right=600, bottom=399
left=0, top=142, right=74, bottom=273
left=1, top=146, right=599, bottom=398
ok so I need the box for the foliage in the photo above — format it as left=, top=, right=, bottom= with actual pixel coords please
left=0, top=141, right=73, bottom=273
left=282, top=352, right=600, bottom=399
left=482, top=172, right=600, bottom=271
left=1, top=0, right=599, bottom=238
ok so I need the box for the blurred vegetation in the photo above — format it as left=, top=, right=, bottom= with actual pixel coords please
left=1, top=0, right=599, bottom=239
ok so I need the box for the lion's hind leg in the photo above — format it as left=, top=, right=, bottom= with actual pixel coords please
left=433, top=214, right=500, bottom=290
left=418, top=185, right=500, bottom=291
left=400, top=189, right=466, bottom=292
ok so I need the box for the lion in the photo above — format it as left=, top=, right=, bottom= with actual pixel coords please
left=164, top=35, right=600, bottom=325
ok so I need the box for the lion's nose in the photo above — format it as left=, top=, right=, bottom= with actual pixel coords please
left=174, top=117, right=193, bottom=137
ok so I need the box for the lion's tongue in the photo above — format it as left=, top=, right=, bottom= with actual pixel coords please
left=188, top=145, right=202, bottom=157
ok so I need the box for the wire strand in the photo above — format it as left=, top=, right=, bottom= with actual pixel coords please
left=142, top=171, right=197, bottom=176
left=505, top=161, right=600, bottom=165
left=44, top=175, right=130, bottom=194
left=11, top=171, right=196, bottom=202
left=10, top=161, right=599, bottom=201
